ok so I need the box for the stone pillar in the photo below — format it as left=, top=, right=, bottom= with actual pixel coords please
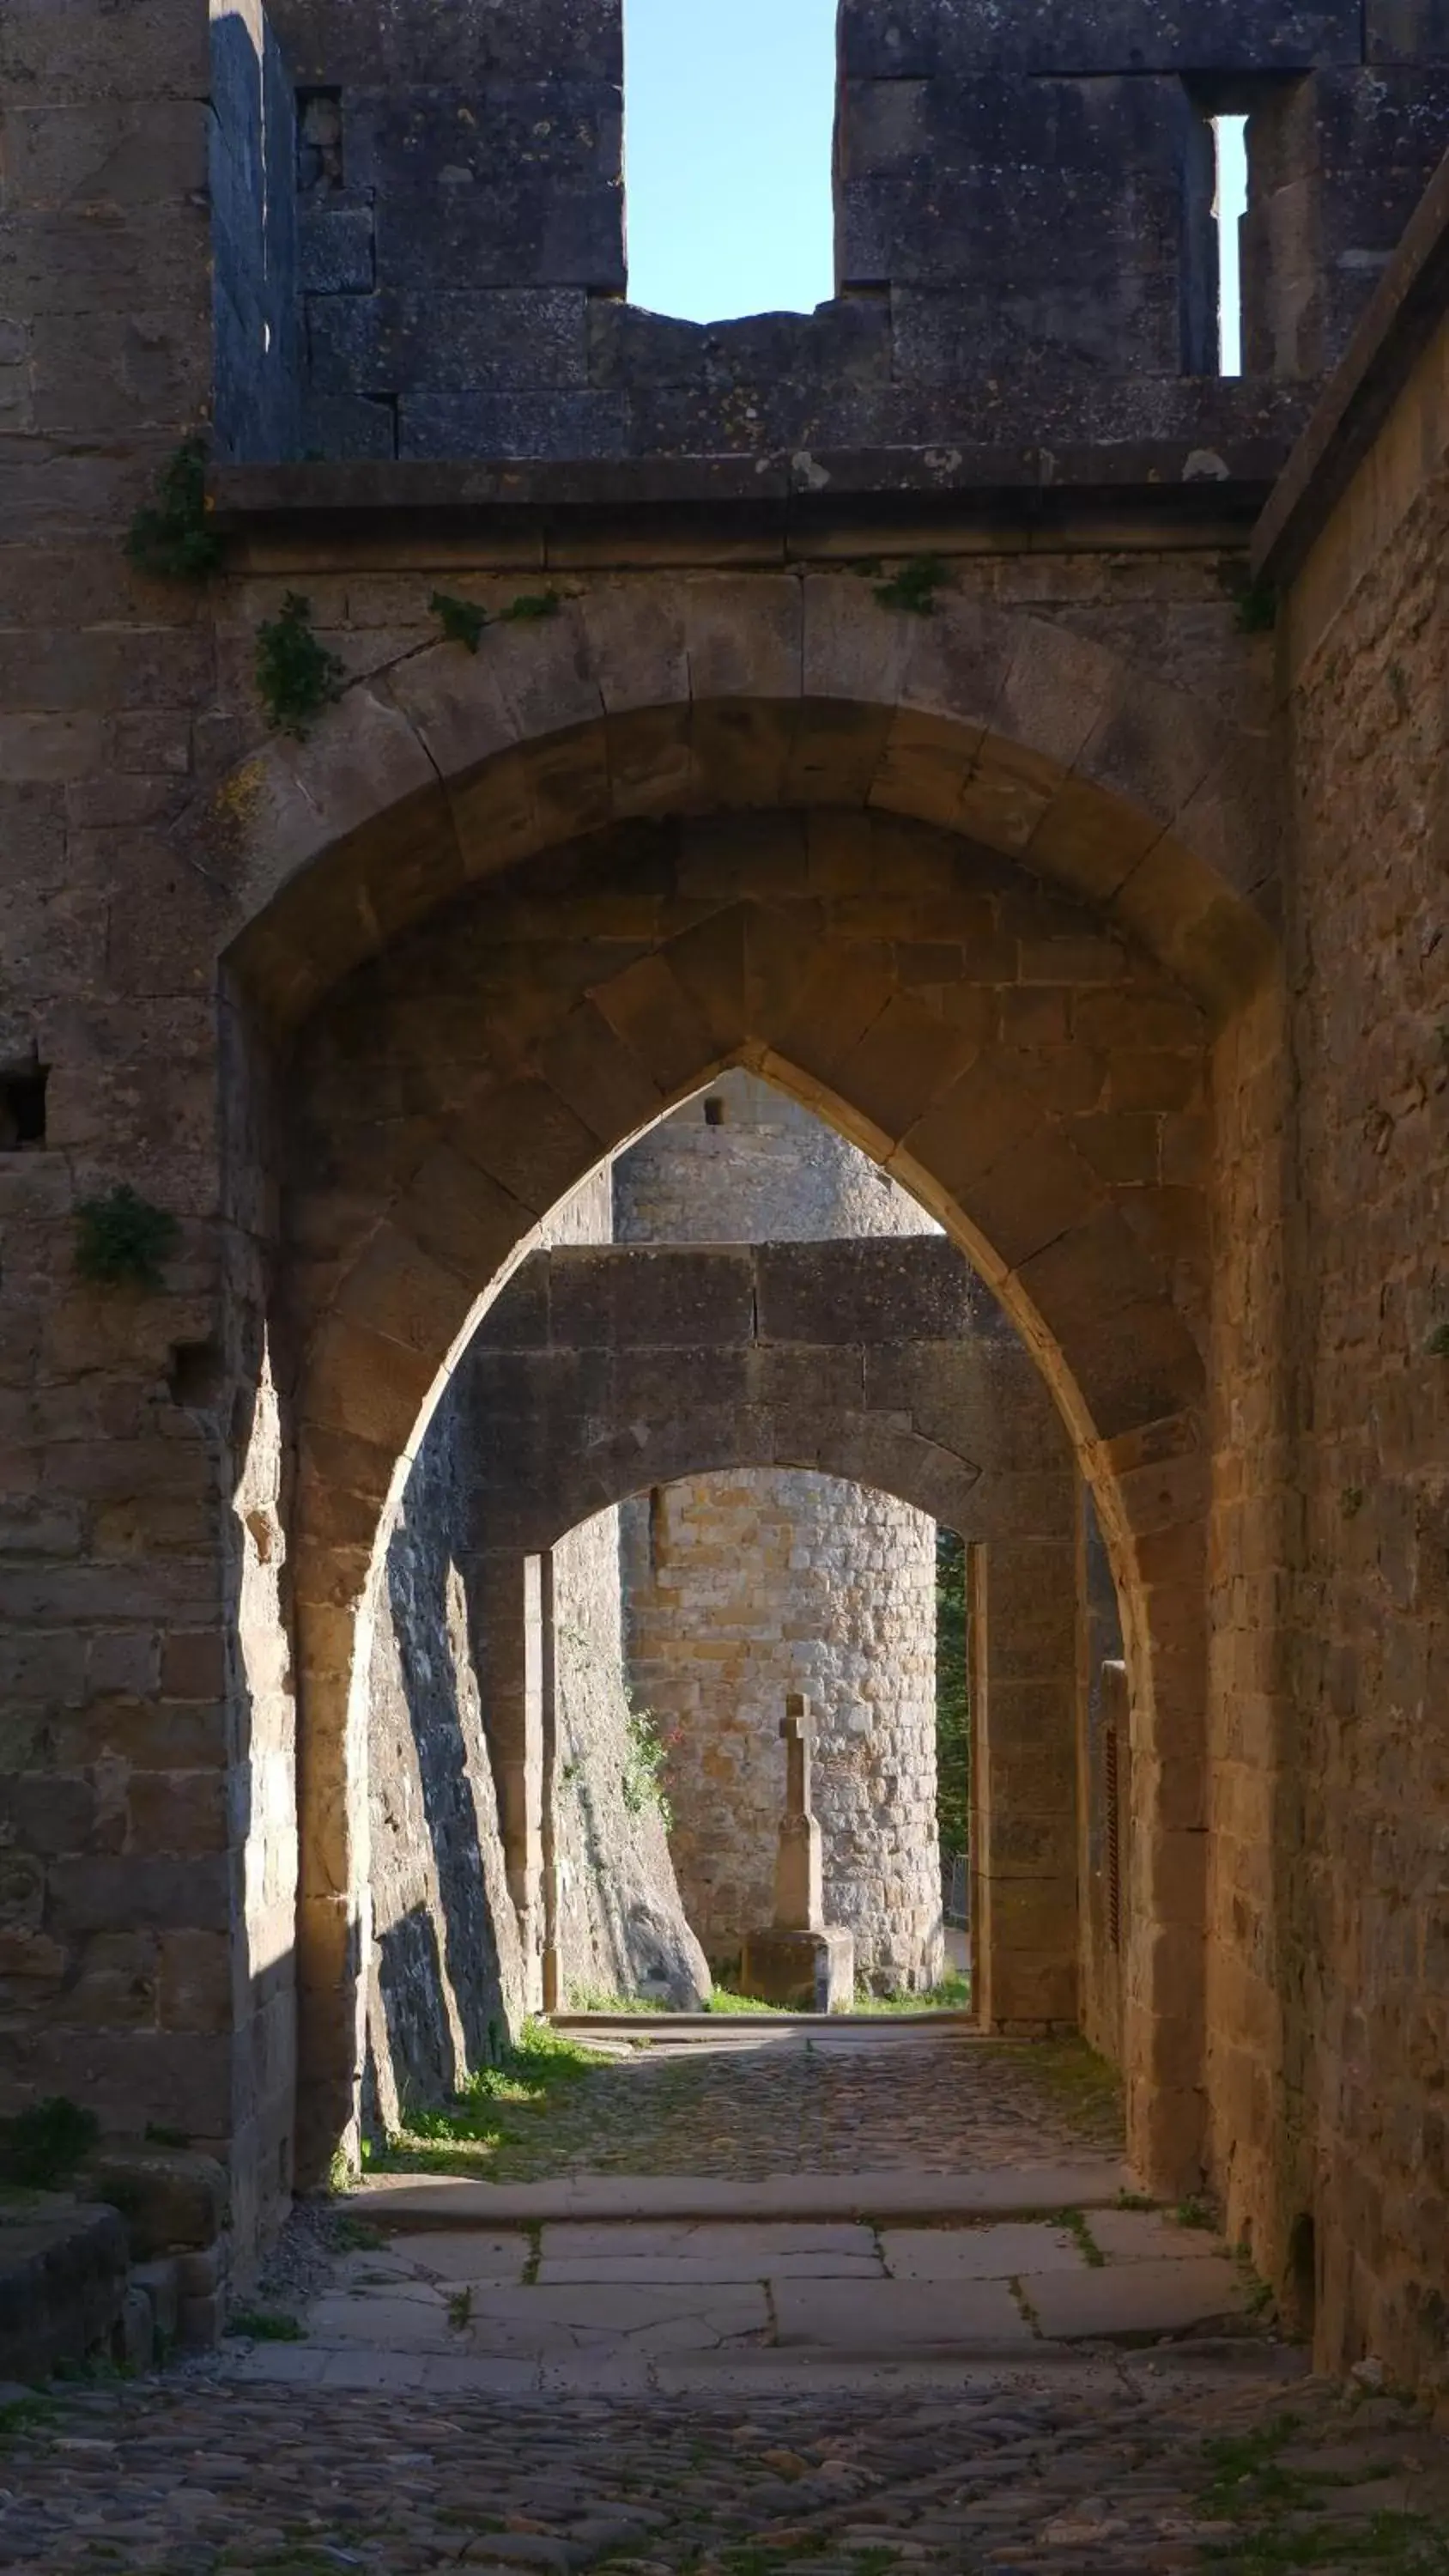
left=475, top=1550, right=546, bottom=2014
left=740, top=1697, right=855, bottom=2012
left=971, top=1539, right=1080, bottom=2034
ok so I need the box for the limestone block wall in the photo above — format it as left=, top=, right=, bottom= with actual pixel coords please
left=1211, top=266, right=1449, bottom=2381
left=364, top=1169, right=705, bottom=2128
left=622, top=1470, right=942, bottom=1988
left=215, top=0, right=1449, bottom=464
left=615, top=1075, right=946, bottom=1991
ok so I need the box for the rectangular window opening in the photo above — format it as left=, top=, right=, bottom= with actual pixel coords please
left=297, top=86, right=343, bottom=194
left=623, top=0, right=836, bottom=322
left=1212, top=114, right=1250, bottom=377
left=0, top=1065, right=48, bottom=1151
left=703, top=1097, right=727, bottom=1127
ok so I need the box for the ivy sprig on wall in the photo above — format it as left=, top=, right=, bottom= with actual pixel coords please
left=429, top=592, right=490, bottom=653
left=75, top=1186, right=180, bottom=1291
left=872, top=556, right=950, bottom=617
left=124, top=436, right=223, bottom=583
left=255, top=592, right=346, bottom=738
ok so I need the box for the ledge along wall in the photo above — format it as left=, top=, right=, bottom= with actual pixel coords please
left=2, top=0, right=1447, bottom=2382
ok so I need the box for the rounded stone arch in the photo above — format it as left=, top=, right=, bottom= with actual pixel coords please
left=222, top=590, right=1273, bottom=2193
left=223, top=571, right=1276, bottom=1034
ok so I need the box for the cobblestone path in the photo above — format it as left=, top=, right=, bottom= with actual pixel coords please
left=384, top=2032, right=1124, bottom=2183
left=5, top=2363, right=1449, bottom=2573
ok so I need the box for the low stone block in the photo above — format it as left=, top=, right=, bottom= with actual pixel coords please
left=82, top=2147, right=228, bottom=2258
left=0, top=2196, right=129, bottom=2380
left=131, top=2255, right=179, bottom=2339
left=112, top=2281, right=155, bottom=2372
left=738, top=1926, right=855, bottom=2014
left=179, top=2288, right=225, bottom=2349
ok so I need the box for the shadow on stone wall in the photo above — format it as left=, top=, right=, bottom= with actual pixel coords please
left=365, top=1425, right=519, bottom=2136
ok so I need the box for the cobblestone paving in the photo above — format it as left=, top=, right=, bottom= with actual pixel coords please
left=386, top=2034, right=1123, bottom=2183
left=4, top=2366, right=1449, bottom=2573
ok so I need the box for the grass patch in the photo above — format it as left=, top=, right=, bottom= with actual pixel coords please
left=227, top=2307, right=306, bottom=2342
left=1176, top=2192, right=1218, bottom=2230
left=852, top=1972, right=973, bottom=2014
left=371, top=2020, right=607, bottom=2176
left=564, top=1986, right=670, bottom=2015
left=0, top=2096, right=100, bottom=2188
left=703, top=1988, right=791, bottom=2016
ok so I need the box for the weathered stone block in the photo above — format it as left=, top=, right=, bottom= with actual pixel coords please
left=82, top=2148, right=228, bottom=2260
left=738, top=1926, right=855, bottom=2014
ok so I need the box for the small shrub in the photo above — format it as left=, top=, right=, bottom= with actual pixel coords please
left=124, top=436, right=222, bottom=583
left=227, top=2307, right=306, bottom=2342
left=429, top=591, right=489, bottom=653
left=75, top=1186, right=179, bottom=1291
left=500, top=591, right=561, bottom=624
left=255, top=592, right=345, bottom=739
left=873, top=556, right=949, bottom=617
left=621, top=1704, right=671, bottom=1825
left=0, top=2097, right=100, bottom=2189
left=1175, top=2191, right=1216, bottom=2231
left=1219, top=561, right=1278, bottom=635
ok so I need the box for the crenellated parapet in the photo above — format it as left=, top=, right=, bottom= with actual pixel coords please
left=211, top=0, right=1449, bottom=465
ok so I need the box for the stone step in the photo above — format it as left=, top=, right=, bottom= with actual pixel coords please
left=358, top=2161, right=1134, bottom=2231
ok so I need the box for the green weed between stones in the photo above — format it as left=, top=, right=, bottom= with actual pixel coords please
left=0, top=2094, right=99, bottom=2187
left=75, top=1187, right=179, bottom=1291
left=226, top=2307, right=306, bottom=2342
left=429, top=590, right=490, bottom=652
left=255, top=592, right=346, bottom=738
left=429, top=586, right=562, bottom=648
left=1197, top=2414, right=1449, bottom=2575
left=1058, top=2205, right=1106, bottom=2267
left=871, top=555, right=950, bottom=616
left=124, top=435, right=222, bottom=582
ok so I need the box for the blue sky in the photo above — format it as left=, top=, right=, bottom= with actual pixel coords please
left=623, top=3, right=1247, bottom=371
left=624, top=0, right=838, bottom=322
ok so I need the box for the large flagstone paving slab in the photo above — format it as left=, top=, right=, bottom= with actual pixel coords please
left=881, top=2223, right=1083, bottom=2279
left=772, top=2276, right=1037, bottom=2348
left=1024, top=2255, right=1251, bottom=2341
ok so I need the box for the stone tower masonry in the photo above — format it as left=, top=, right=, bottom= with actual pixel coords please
left=615, top=1075, right=948, bottom=1994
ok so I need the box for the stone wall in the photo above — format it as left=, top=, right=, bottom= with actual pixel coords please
left=622, top=1469, right=942, bottom=1987
left=1215, top=270, right=1449, bottom=2379
left=213, top=0, right=1449, bottom=462
left=363, top=1164, right=706, bottom=2123
left=615, top=1077, right=945, bottom=1992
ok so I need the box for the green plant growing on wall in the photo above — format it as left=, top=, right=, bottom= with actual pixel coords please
left=124, top=435, right=223, bottom=583
left=873, top=556, right=950, bottom=617
left=621, top=1701, right=672, bottom=1827
left=430, top=591, right=490, bottom=653
left=1427, top=1322, right=1449, bottom=1359
left=0, top=2095, right=100, bottom=2188
left=500, top=590, right=561, bottom=624
left=75, top=1186, right=180, bottom=1291
left=255, top=592, right=346, bottom=738
left=1219, top=560, right=1278, bottom=635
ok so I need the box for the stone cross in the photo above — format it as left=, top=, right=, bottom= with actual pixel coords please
left=780, top=1694, right=814, bottom=1820
left=774, top=1692, right=823, bottom=1933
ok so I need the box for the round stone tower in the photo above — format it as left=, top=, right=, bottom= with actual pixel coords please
left=614, top=1072, right=946, bottom=1993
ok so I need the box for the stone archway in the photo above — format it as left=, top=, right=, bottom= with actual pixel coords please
left=212, top=576, right=1272, bottom=2193
left=444, top=1233, right=1079, bottom=2038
